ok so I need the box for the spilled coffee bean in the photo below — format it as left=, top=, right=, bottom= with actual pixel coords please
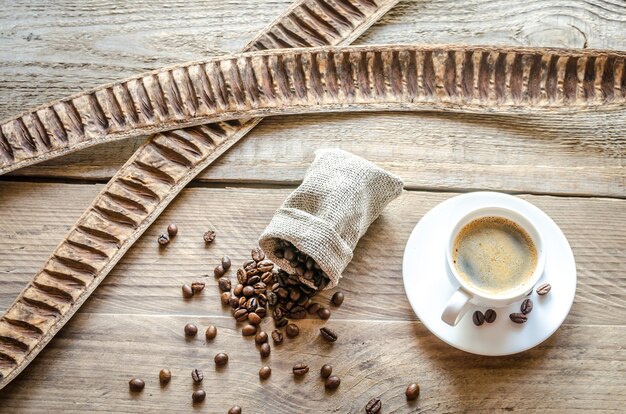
left=182, top=284, right=194, bottom=298
left=509, top=313, right=528, bottom=324
left=184, top=323, right=198, bottom=337
left=484, top=309, right=497, bottom=323
left=157, top=234, right=169, bottom=246
left=252, top=247, right=266, bottom=262
left=521, top=298, right=533, bottom=314
left=255, top=331, right=268, bottom=344
left=406, top=383, right=420, bottom=400
left=167, top=223, right=178, bottom=237
left=192, top=390, right=206, bottom=403
left=307, top=303, right=320, bottom=314
left=537, top=283, right=551, bottom=296
left=159, top=368, right=171, bottom=385
left=242, top=324, right=257, bottom=336
left=325, top=375, right=341, bottom=390
left=203, top=230, right=216, bottom=243
left=191, top=368, right=203, bottom=383
left=218, top=277, right=232, bottom=292
left=320, top=364, right=333, bottom=379
left=285, top=323, right=300, bottom=338
left=128, top=378, right=145, bottom=392
left=365, top=397, right=382, bottom=414
left=221, top=255, right=232, bottom=270
left=221, top=292, right=232, bottom=306
left=228, top=406, right=242, bottom=414
left=259, top=342, right=271, bottom=358
left=293, top=363, right=309, bottom=376
left=214, top=353, right=229, bottom=366
left=191, top=281, right=205, bottom=293
left=472, top=310, right=485, bottom=326
left=205, top=325, right=217, bottom=340
left=259, top=366, right=272, bottom=380
left=318, top=308, right=331, bottom=320
left=331, top=292, right=344, bottom=306
left=271, top=329, right=283, bottom=344
left=319, top=327, right=338, bottom=342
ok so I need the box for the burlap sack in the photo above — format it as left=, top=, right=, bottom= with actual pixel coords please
left=259, top=149, right=404, bottom=290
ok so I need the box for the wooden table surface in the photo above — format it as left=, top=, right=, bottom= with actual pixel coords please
left=0, top=1, right=625, bottom=412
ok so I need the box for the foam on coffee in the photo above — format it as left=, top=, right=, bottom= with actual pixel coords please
left=452, top=216, right=537, bottom=295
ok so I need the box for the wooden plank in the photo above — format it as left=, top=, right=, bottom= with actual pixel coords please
left=1, top=182, right=624, bottom=326
left=0, top=313, right=624, bottom=412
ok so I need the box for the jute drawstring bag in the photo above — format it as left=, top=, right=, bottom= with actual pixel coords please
left=259, top=149, right=404, bottom=290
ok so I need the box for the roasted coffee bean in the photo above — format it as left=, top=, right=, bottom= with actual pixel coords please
left=509, top=313, right=528, bottom=324
left=246, top=298, right=258, bottom=312
left=192, top=390, right=206, bottom=403
left=217, top=292, right=230, bottom=306
left=254, top=282, right=267, bottom=295
left=295, top=265, right=305, bottom=277
left=252, top=247, right=266, bottom=262
left=319, top=327, right=338, bottom=342
left=274, top=248, right=285, bottom=259
left=248, top=312, right=262, bottom=325
left=286, top=323, right=300, bottom=338
left=233, top=283, right=243, bottom=296
left=166, top=223, right=178, bottom=237
left=203, top=230, right=216, bottom=243
left=214, top=353, right=229, bottom=366
left=228, top=406, right=242, bottom=414
left=237, top=268, right=248, bottom=284
left=214, top=265, right=226, bottom=278
left=218, top=277, right=231, bottom=292
left=243, top=285, right=255, bottom=297
left=255, top=331, right=268, bottom=344
left=191, top=281, right=205, bottom=293
left=275, top=318, right=288, bottom=328
left=238, top=296, right=247, bottom=307
left=290, top=307, right=307, bottom=320
left=267, top=292, right=278, bottom=307
left=289, top=288, right=301, bottom=302
left=257, top=259, right=274, bottom=273
left=258, top=294, right=268, bottom=307
left=473, top=310, right=485, bottom=326
left=308, top=303, right=320, bottom=314
left=406, top=383, right=420, bottom=400
left=184, top=323, right=198, bottom=337
left=182, top=284, right=194, bottom=298
left=191, top=368, right=204, bottom=383
left=292, top=364, right=309, bottom=376
left=229, top=296, right=239, bottom=308
left=537, top=283, right=552, bottom=296
left=205, top=325, right=218, bottom=340
left=221, top=255, right=232, bottom=270
left=365, top=398, right=382, bottom=414
left=521, top=298, right=533, bottom=314
left=297, top=253, right=307, bottom=263
left=256, top=307, right=267, bottom=318
left=157, top=234, right=169, bottom=246
left=485, top=309, right=497, bottom=323
left=284, top=247, right=296, bottom=261
left=285, top=301, right=294, bottom=311
left=273, top=308, right=285, bottom=320
left=129, top=378, right=145, bottom=392
left=318, top=308, right=331, bottom=320
left=331, top=292, right=344, bottom=306
left=325, top=375, right=341, bottom=390
left=305, top=258, right=315, bottom=270
left=320, top=364, right=332, bottom=379
left=277, top=288, right=289, bottom=300
left=259, top=366, right=272, bottom=380
left=260, top=342, right=271, bottom=358
left=261, top=272, right=274, bottom=284
left=234, top=308, right=248, bottom=322
left=271, top=329, right=284, bottom=344
left=247, top=275, right=261, bottom=285
left=159, top=368, right=171, bottom=385
left=242, top=324, right=257, bottom=336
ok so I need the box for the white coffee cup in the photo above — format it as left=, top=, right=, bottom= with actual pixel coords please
left=441, top=206, right=546, bottom=326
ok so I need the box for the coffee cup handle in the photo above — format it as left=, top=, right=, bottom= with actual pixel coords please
left=441, top=288, right=472, bottom=326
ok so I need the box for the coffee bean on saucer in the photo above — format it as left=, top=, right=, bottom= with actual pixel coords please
left=242, top=324, right=257, bottom=336
left=319, top=327, right=338, bottom=342
left=259, top=343, right=271, bottom=358
left=331, top=292, right=344, bottom=306
left=293, top=363, right=309, bottom=376
left=228, top=406, right=242, bottom=414
left=472, top=310, right=485, bottom=326
left=320, top=364, right=332, bottom=378
left=521, top=298, right=533, bottom=314
left=484, top=309, right=497, bottom=323
left=191, top=368, right=203, bottom=383
left=271, top=329, right=283, bottom=344
left=286, top=323, right=299, bottom=338
left=255, top=331, right=268, bottom=344
left=215, top=353, right=229, bottom=366
left=222, top=255, right=232, bottom=270
left=406, top=383, right=420, bottom=400
left=182, top=284, right=194, bottom=298
left=184, top=323, right=198, bottom=337
left=205, top=325, right=217, bottom=340
left=192, top=390, right=206, bottom=403
left=318, top=308, right=331, bottom=320
left=365, top=397, right=382, bottom=414
left=325, top=375, right=341, bottom=390
left=259, top=366, right=271, bottom=380
left=509, top=313, right=528, bottom=324
left=129, top=378, right=145, bottom=392
left=536, top=283, right=551, bottom=296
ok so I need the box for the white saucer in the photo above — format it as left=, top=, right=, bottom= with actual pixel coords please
left=402, top=192, right=576, bottom=356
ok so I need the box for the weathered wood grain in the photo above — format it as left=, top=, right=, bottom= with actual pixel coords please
left=0, top=313, right=624, bottom=413
left=1, top=182, right=624, bottom=327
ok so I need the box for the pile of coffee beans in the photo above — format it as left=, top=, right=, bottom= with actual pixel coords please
left=272, top=240, right=330, bottom=290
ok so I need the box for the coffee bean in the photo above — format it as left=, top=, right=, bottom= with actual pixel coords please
left=218, top=277, right=232, bottom=292
left=284, top=247, right=296, bottom=261
left=192, top=390, right=206, bottom=403
left=259, top=366, right=272, bottom=380
left=320, top=364, right=332, bottom=379
left=286, top=323, right=300, bottom=338
left=256, top=307, right=267, bottom=318
left=275, top=318, right=288, bottom=328
left=331, top=292, right=344, bottom=306
left=246, top=298, right=258, bottom=312
left=214, top=353, right=229, bottom=366
left=236, top=268, right=248, bottom=284
left=268, top=292, right=278, bottom=307
left=233, top=283, right=243, bottom=296
left=242, top=324, right=257, bottom=336
left=290, top=307, right=307, bottom=320
left=307, top=303, right=320, bottom=314
left=203, top=230, right=216, bottom=243
left=255, top=331, right=268, bottom=344
left=228, top=406, right=242, bottom=414
left=473, top=310, right=485, bottom=326
left=271, top=329, right=283, bottom=344
left=325, top=375, right=341, bottom=390
left=252, top=247, right=265, bottom=262
left=248, top=312, right=262, bottom=325
left=319, top=327, right=338, bottom=342
left=406, top=383, right=420, bottom=400
left=521, top=298, right=533, bottom=314
left=159, top=368, right=171, bottom=385
left=247, top=275, right=261, bottom=285
left=229, top=296, right=239, bottom=308
left=205, top=325, right=217, bottom=340
left=221, top=255, right=231, bottom=270
left=273, top=308, right=285, bottom=320
left=191, top=368, right=204, bottom=383
left=184, top=323, right=198, bottom=337
left=129, top=378, right=145, bottom=392
left=221, top=292, right=232, bottom=306
left=261, top=272, right=274, bottom=284
left=238, top=296, right=247, bottom=307
left=191, top=281, right=205, bottom=293
left=260, top=342, right=271, bottom=358
left=365, top=397, right=382, bottom=414
left=536, top=283, right=552, bottom=296
left=157, top=234, right=169, bottom=246
left=182, top=284, right=194, bottom=298
left=243, top=285, right=255, bottom=297
left=274, top=248, right=285, bottom=259
left=167, top=223, right=178, bottom=237
left=509, top=313, right=528, bottom=324
left=318, top=308, right=331, bottom=320
left=257, top=259, right=274, bottom=273
left=484, top=309, right=497, bottom=323
left=214, top=265, right=226, bottom=278
left=292, top=363, right=309, bottom=376
left=234, top=308, right=248, bottom=322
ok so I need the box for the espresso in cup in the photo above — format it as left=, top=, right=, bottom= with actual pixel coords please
left=452, top=216, right=537, bottom=295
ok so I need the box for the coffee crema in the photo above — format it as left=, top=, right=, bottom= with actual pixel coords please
left=452, top=216, right=537, bottom=295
